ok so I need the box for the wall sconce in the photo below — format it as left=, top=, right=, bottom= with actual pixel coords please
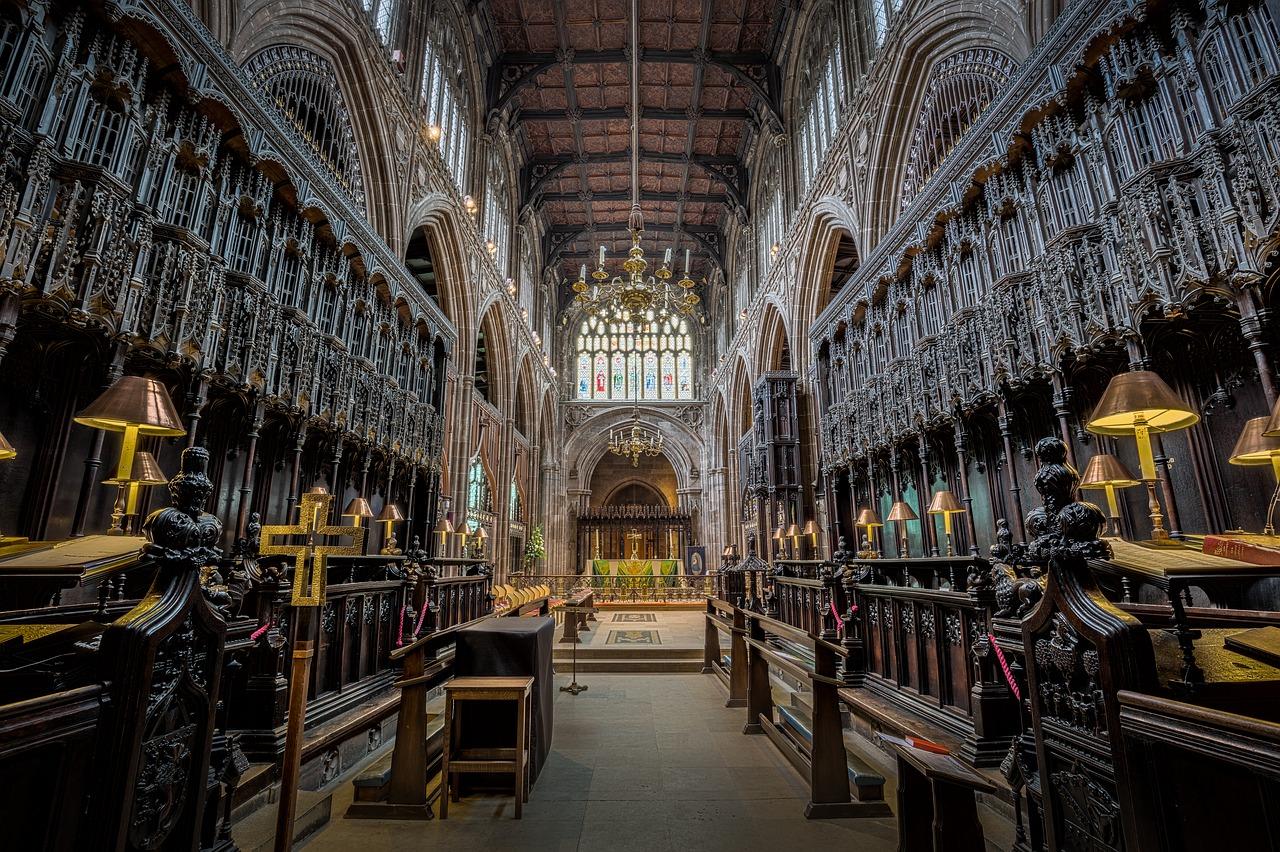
left=102, top=451, right=167, bottom=535
left=74, top=375, right=186, bottom=534
left=463, top=195, right=477, bottom=216
left=886, top=500, right=918, bottom=557
left=1229, top=416, right=1280, bottom=534
left=426, top=124, right=442, bottom=143
left=506, top=278, right=517, bottom=297
left=1086, top=370, right=1198, bottom=542
left=927, top=490, right=966, bottom=556
left=486, top=239, right=497, bottom=258
left=378, top=503, right=405, bottom=555
left=1079, top=454, right=1139, bottom=539
left=770, top=243, right=780, bottom=259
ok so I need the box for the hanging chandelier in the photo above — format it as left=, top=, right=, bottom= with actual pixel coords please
left=570, top=0, right=701, bottom=324
left=609, top=406, right=664, bottom=467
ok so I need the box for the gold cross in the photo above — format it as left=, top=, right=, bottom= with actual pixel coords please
left=260, top=492, right=365, bottom=606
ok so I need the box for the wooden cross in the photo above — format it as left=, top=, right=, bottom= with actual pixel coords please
left=260, top=491, right=365, bottom=606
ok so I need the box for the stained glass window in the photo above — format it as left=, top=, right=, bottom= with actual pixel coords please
left=575, top=314, right=694, bottom=401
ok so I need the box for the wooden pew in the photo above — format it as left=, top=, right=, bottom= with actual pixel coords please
left=741, top=609, right=890, bottom=819
left=703, top=596, right=747, bottom=707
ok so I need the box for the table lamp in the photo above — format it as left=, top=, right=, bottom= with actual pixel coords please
left=886, top=500, right=918, bottom=556
left=856, top=508, right=883, bottom=557
left=928, top=490, right=965, bottom=556
left=434, top=514, right=455, bottom=554
left=75, top=375, right=185, bottom=483
left=474, top=525, right=488, bottom=558
left=343, top=497, right=374, bottom=554
left=785, top=522, right=801, bottom=558
left=103, top=451, right=167, bottom=534
left=802, top=519, right=819, bottom=557
left=1086, top=370, right=1197, bottom=541
left=1229, top=415, right=1280, bottom=534
left=378, top=503, right=405, bottom=555
left=1079, top=454, right=1139, bottom=538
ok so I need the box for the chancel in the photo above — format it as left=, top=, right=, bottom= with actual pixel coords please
left=2, top=0, right=1280, bottom=850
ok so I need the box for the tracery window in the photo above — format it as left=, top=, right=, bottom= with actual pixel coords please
left=420, top=18, right=470, bottom=192
left=245, top=46, right=366, bottom=211
left=362, top=0, right=397, bottom=45
left=795, top=10, right=846, bottom=196
left=510, top=481, right=522, bottom=523
left=466, top=456, right=492, bottom=532
left=575, top=313, right=695, bottom=401
left=483, top=151, right=511, bottom=271
left=899, top=49, right=1015, bottom=211
left=868, top=0, right=902, bottom=48
left=758, top=155, right=784, bottom=273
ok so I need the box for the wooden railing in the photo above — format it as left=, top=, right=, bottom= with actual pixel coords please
left=510, top=571, right=713, bottom=603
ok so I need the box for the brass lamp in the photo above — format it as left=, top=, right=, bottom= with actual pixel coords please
left=343, top=497, right=374, bottom=554
left=378, top=503, right=405, bottom=555
left=1261, top=396, right=1280, bottom=438
left=103, top=451, right=167, bottom=535
left=856, top=507, right=883, bottom=557
left=802, top=519, right=819, bottom=557
left=474, top=525, right=489, bottom=558
left=1087, top=370, right=1198, bottom=541
left=1079, top=454, right=1139, bottom=538
left=928, top=490, right=966, bottom=556
left=785, top=522, right=801, bottom=558
left=887, top=500, right=918, bottom=557
left=434, top=514, right=454, bottom=554
left=0, top=430, right=15, bottom=461
left=307, top=485, right=330, bottom=495
left=1229, top=416, right=1280, bottom=534
left=75, top=376, right=185, bottom=483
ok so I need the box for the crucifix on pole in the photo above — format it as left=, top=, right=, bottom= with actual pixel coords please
left=260, top=491, right=364, bottom=851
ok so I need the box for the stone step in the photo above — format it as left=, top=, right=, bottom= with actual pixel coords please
left=552, top=646, right=703, bottom=660
left=557, top=656, right=705, bottom=673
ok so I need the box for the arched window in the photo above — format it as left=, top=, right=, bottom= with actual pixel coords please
left=483, top=150, right=511, bottom=270
left=795, top=8, right=846, bottom=197
left=466, top=456, right=493, bottom=532
left=758, top=153, right=784, bottom=273
left=362, top=0, right=398, bottom=45
left=868, top=0, right=902, bottom=48
left=420, top=14, right=470, bottom=192
left=509, top=481, right=522, bottom=523
left=575, top=313, right=695, bottom=401
left=899, top=49, right=1015, bottom=211
left=245, top=46, right=366, bottom=211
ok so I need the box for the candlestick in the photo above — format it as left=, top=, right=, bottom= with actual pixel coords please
left=599, top=245, right=606, bottom=266
left=683, top=249, right=690, bottom=274
left=579, top=264, right=586, bottom=281
left=663, top=247, right=672, bottom=267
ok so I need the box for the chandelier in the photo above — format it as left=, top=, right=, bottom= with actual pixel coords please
left=572, top=223, right=701, bottom=323
left=570, top=0, right=701, bottom=324
left=609, top=406, right=664, bottom=467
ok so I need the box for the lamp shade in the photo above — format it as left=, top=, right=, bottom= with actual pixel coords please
left=1262, top=397, right=1280, bottom=438
left=342, top=497, right=374, bottom=519
left=1086, top=371, right=1199, bottom=436
left=475, top=526, right=488, bottom=541
left=103, top=451, right=167, bottom=486
left=74, top=376, right=185, bottom=436
left=772, top=526, right=784, bottom=540
left=856, top=508, right=883, bottom=527
left=886, top=500, right=918, bottom=522
left=0, top=430, right=14, bottom=461
left=434, top=515, right=454, bottom=535
left=802, top=519, right=819, bottom=538
left=307, top=485, right=330, bottom=495
left=377, top=503, right=405, bottom=522
left=785, top=523, right=801, bottom=538
left=1230, top=416, right=1280, bottom=465
left=1079, top=453, right=1140, bottom=487
left=928, top=490, right=964, bottom=514
left=722, top=543, right=737, bottom=558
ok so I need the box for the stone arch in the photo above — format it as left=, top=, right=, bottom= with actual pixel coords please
left=473, top=304, right=510, bottom=411
left=563, top=408, right=703, bottom=500
left=403, top=193, right=474, bottom=362
left=754, top=303, right=793, bottom=376
left=861, top=0, right=1031, bottom=240
left=230, top=0, right=405, bottom=243
left=791, top=197, right=863, bottom=371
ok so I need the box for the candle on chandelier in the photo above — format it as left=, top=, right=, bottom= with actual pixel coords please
left=663, top=247, right=672, bottom=267
left=684, top=249, right=691, bottom=274
left=579, top=264, right=586, bottom=281
left=599, top=245, right=606, bottom=266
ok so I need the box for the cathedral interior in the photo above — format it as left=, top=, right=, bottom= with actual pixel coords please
left=3, top=0, right=1280, bottom=849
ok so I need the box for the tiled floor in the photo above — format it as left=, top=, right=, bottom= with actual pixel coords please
left=302, top=674, right=898, bottom=851
left=573, top=609, right=705, bottom=650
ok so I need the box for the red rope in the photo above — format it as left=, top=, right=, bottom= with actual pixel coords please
left=988, top=633, right=1022, bottom=701
left=250, top=620, right=271, bottom=642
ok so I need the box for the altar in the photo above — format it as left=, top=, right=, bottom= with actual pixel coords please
left=586, top=558, right=685, bottom=578
left=574, top=505, right=692, bottom=572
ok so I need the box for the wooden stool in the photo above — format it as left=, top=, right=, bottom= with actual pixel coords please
left=439, top=676, right=535, bottom=819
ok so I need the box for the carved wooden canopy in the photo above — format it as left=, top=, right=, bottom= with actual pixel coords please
left=484, top=0, right=784, bottom=304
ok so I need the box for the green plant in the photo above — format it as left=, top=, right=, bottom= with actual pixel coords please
left=524, top=524, right=546, bottom=567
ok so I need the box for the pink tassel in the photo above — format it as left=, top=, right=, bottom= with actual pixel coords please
left=830, top=600, right=844, bottom=631
left=988, top=633, right=1022, bottom=701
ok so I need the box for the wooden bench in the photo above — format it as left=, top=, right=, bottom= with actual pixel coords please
left=742, top=610, right=889, bottom=818
left=703, top=597, right=747, bottom=707
left=890, top=739, right=997, bottom=852
left=439, top=676, right=534, bottom=820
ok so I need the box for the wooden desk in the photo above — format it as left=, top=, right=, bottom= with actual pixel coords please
left=440, top=676, right=535, bottom=819
left=891, top=741, right=996, bottom=852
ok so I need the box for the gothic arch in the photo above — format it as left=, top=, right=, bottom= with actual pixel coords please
left=754, top=303, right=793, bottom=377
left=473, top=304, right=511, bottom=411
left=231, top=0, right=406, bottom=242
left=861, top=1, right=1030, bottom=240
left=791, top=197, right=862, bottom=370
left=403, top=193, right=474, bottom=363
left=563, top=408, right=704, bottom=500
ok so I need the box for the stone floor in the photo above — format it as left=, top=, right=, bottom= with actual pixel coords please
left=569, top=609, right=705, bottom=650
left=302, top=673, right=898, bottom=851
